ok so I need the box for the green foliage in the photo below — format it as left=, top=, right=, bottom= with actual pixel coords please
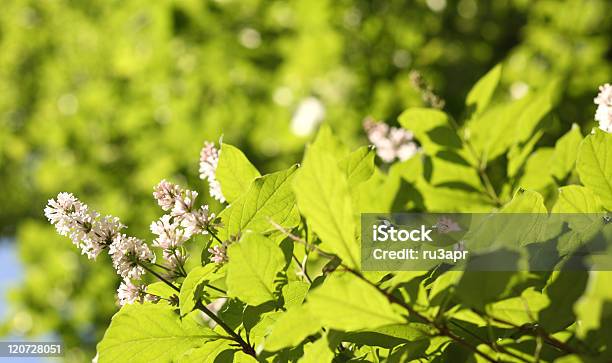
left=264, top=306, right=320, bottom=351
left=293, top=127, right=360, bottom=267
left=97, top=304, right=221, bottom=363
left=179, top=265, right=223, bottom=316
left=306, top=273, right=404, bottom=331
left=577, top=129, right=612, bottom=209
left=216, top=143, right=261, bottom=203
left=226, top=233, right=285, bottom=306
left=1, top=1, right=611, bottom=362
left=219, top=165, right=299, bottom=239
left=465, top=63, right=502, bottom=117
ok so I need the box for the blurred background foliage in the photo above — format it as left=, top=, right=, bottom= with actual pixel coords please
left=0, top=0, right=609, bottom=361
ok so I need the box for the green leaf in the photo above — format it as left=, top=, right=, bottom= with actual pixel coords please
left=574, top=271, right=612, bottom=337
left=576, top=129, right=612, bottom=210
left=466, top=81, right=558, bottom=162
left=146, top=282, right=177, bottom=300
left=220, top=165, right=300, bottom=239
left=415, top=179, right=494, bottom=212
left=553, top=185, right=603, bottom=213
left=341, top=323, right=430, bottom=348
left=465, top=64, right=502, bottom=116
left=306, top=273, right=404, bottom=331
left=216, top=143, right=261, bottom=203
left=501, top=188, right=547, bottom=213
left=455, top=268, right=520, bottom=309
left=398, top=108, right=463, bottom=155
left=507, top=129, right=544, bottom=178
left=177, top=340, right=256, bottom=363
left=281, top=281, right=310, bottom=309
left=339, top=146, right=375, bottom=187
left=552, top=186, right=605, bottom=250
left=248, top=311, right=282, bottom=349
left=299, top=335, right=334, bottom=363
left=179, top=265, right=222, bottom=316
left=264, top=306, right=321, bottom=351
left=226, top=233, right=285, bottom=306
left=539, top=270, right=588, bottom=332
left=485, top=288, right=549, bottom=327
left=97, top=304, right=220, bottom=363
left=293, top=130, right=359, bottom=267
left=461, top=190, right=547, bottom=250
left=515, top=148, right=555, bottom=194
left=552, top=124, right=582, bottom=180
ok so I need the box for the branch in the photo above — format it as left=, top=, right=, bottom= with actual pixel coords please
left=195, top=300, right=256, bottom=357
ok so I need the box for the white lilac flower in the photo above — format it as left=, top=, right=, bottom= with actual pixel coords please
left=594, top=83, right=612, bottom=133
left=171, top=189, right=198, bottom=220
left=163, top=248, right=187, bottom=275
left=150, top=215, right=189, bottom=250
left=208, top=244, right=228, bottom=264
left=181, top=205, right=216, bottom=236
left=117, top=279, right=148, bottom=306
left=363, top=117, right=419, bottom=163
left=436, top=217, right=462, bottom=234
left=153, top=180, right=182, bottom=211
left=109, top=234, right=155, bottom=280
left=45, top=193, right=125, bottom=259
left=199, top=141, right=226, bottom=203
left=152, top=180, right=198, bottom=220
left=44, top=192, right=81, bottom=230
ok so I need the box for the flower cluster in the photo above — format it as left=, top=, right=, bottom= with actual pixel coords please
left=46, top=139, right=227, bottom=307
left=594, top=83, right=612, bottom=133
left=152, top=180, right=220, bottom=276
left=199, top=141, right=225, bottom=203
left=409, top=70, right=445, bottom=109
left=208, top=243, right=229, bottom=264
left=435, top=216, right=462, bottom=234
left=109, top=234, right=156, bottom=280
left=153, top=179, right=198, bottom=218
left=117, top=280, right=157, bottom=306
left=45, top=193, right=156, bottom=305
left=208, top=234, right=239, bottom=265
left=363, top=117, right=419, bottom=163
left=44, top=193, right=125, bottom=260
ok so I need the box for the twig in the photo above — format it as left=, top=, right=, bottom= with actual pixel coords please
left=292, top=254, right=313, bottom=283
left=471, top=309, right=579, bottom=355
left=140, top=263, right=180, bottom=293
left=195, top=300, right=256, bottom=357
left=207, top=227, right=224, bottom=244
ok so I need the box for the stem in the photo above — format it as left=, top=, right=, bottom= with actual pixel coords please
left=472, top=309, right=579, bottom=355
left=141, top=264, right=250, bottom=355
left=140, top=263, right=180, bottom=293
left=171, top=249, right=188, bottom=277
left=267, top=218, right=335, bottom=259
left=447, top=115, right=501, bottom=206
left=195, top=300, right=256, bottom=357
left=534, top=336, right=542, bottom=363
left=450, top=321, right=530, bottom=363
left=153, top=262, right=173, bottom=272
left=206, top=284, right=227, bottom=295
left=479, top=168, right=501, bottom=206
left=292, top=254, right=313, bottom=284
left=207, top=227, right=224, bottom=244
